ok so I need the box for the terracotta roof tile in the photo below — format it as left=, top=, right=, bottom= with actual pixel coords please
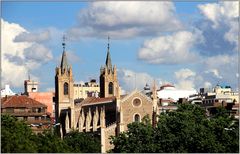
left=1, top=95, right=47, bottom=108
left=79, top=96, right=115, bottom=106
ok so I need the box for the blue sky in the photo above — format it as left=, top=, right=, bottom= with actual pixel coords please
left=2, top=1, right=239, bottom=93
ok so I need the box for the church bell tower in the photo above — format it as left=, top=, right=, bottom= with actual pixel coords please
left=100, top=37, right=119, bottom=98
left=55, top=36, right=75, bottom=135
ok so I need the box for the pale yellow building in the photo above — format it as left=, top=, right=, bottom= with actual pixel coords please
left=214, top=85, right=239, bottom=103
left=73, top=79, right=100, bottom=100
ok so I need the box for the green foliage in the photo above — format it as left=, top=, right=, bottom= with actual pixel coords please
left=64, top=131, right=101, bottom=153
left=36, top=130, right=70, bottom=153
left=1, top=115, right=101, bottom=153
left=111, top=104, right=239, bottom=153
left=1, top=115, right=37, bottom=153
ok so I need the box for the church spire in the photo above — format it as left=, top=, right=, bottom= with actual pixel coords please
left=60, top=35, right=69, bottom=73
left=105, top=36, right=112, bottom=70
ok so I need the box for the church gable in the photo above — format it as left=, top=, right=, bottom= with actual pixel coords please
left=120, top=91, right=153, bottom=130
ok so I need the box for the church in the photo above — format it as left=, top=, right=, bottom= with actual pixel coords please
left=54, top=37, right=159, bottom=152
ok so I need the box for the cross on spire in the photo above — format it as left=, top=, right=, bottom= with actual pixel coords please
left=62, top=35, right=66, bottom=51
left=60, top=34, right=69, bottom=73
left=107, top=36, right=110, bottom=52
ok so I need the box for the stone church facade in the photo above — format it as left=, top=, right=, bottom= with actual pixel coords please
left=55, top=38, right=158, bottom=152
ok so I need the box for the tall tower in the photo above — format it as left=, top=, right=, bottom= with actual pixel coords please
left=55, top=36, right=75, bottom=135
left=100, top=37, right=119, bottom=98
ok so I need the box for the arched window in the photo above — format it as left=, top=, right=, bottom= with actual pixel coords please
left=64, top=82, right=68, bottom=95
left=134, top=114, right=140, bottom=122
left=108, top=82, right=113, bottom=94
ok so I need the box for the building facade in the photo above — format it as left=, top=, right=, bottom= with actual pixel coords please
left=1, top=95, right=51, bottom=133
left=73, top=79, right=100, bottom=100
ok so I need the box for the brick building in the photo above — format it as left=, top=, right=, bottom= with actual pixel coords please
left=1, top=95, right=51, bottom=133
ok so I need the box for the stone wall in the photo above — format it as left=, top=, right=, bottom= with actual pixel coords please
left=121, top=92, right=153, bottom=130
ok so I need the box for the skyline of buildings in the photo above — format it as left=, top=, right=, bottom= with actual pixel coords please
left=2, top=1, right=239, bottom=94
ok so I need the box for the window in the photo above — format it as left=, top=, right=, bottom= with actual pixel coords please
left=109, top=82, right=113, bottom=94
left=134, top=114, right=140, bottom=122
left=18, top=108, right=25, bottom=113
left=132, top=98, right=141, bottom=107
left=64, top=82, right=69, bottom=95
left=6, top=108, right=14, bottom=113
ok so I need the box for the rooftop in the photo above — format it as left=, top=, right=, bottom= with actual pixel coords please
left=1, top=95, right=47, bottom=108
left=79, top=96, right=115, bottom=106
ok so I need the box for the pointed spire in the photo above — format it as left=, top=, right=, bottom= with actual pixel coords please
left=60, top=35, right=69, bottom=73
left=105, top=36, right=112, bottom=70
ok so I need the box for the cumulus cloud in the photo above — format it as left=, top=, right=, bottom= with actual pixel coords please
left=174, top=68, right=197, bottom=90
left=1, top=19, right=53, bottom=88
left=138, top=30, right=203, bottom=64
left=118, top=68, right=162, bottom=93
left=24, top=44, right=53, bottom=63
left=198, top=2, right=238, bottom=28
left=202, top=54, right=238, bottom=87
left=14, top=30, right=50, bottom=43
left=204, top=82, right=212, bottom=88
left=175, top=69, right=196, bottom=80
left=68, top=1, right=182, bottom=39
left=197, top=2, right=239, bottom=52
left=204, top=69, right=222, bottom=79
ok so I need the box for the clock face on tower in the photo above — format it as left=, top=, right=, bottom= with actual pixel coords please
left=132, top=98, right=141, bottom=107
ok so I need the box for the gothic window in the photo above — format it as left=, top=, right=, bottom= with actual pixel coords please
left=134, top=114, right=140, bottom=122
left=64, top=82, right=68, bottom=95
left=109, top=82, right=113, bottom=94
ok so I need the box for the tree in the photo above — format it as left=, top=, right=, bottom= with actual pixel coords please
left=111, top=115, right=155, bottom=153
left=36, top=130, right=70, bottom=153
left=110, top=104, right=239, bottom=153
left=1, top=115, right=37, bottom=153
left=1, top=115, right=102, bottom=153
left=64, top=130, right=101, bottom=153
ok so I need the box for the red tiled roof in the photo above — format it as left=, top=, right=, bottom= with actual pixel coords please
left=160, top=84, right=175, bottom=90
left=80, top=96, right=115, bottom=106
left=1, top=95, right=47, bottom=108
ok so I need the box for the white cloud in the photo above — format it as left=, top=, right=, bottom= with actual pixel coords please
left=204, top=82, right=212, bottom=88
left=202, top=54, right=238, bottom=87
left=174, top=68, right=197, bottom=90
left=68, top=1, right=182, bottom=39
left=138, top=30, right=202, bottom=64
left=224, top=21, right=238, bottom=48
left=204, top=69, right=222, bottom=79
left=198, top=2, right=238, bottom=28
left=175, top=68, right=196, bottom=80
left=14, top=30, right=50, bottom=43
left=118, top=68, right=162, bottom=93
left=198, top=2, right=239, bottom=49
left=24, top=44, right=53, bottom=63
left=1, top=19, right=53, bottom=88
